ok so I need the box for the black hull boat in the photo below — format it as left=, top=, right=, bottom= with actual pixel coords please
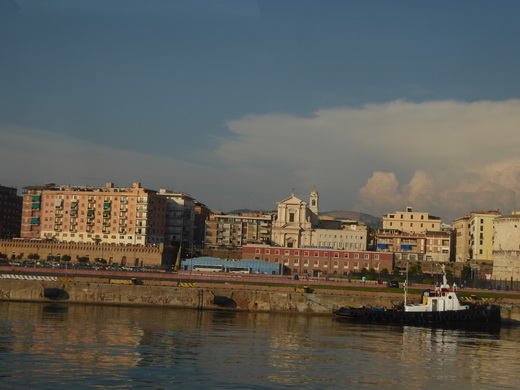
left=335, top=265, right=502, bottom=328
left=335, top=303, right=501, bottom=326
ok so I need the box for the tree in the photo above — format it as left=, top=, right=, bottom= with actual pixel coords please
left=28, top=253, right=40, bottom=260
left=381, top=268, right=389, bottom=275
left=61, top=255, right=71, bottom=262
left=408, top=262, right=422, bottom=276
left=77, top=256, right=89, bottom=264
left=461, top=265, right=472, bottom=279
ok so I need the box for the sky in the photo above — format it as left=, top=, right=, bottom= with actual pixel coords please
left=2, top=0, right=520, bottom=223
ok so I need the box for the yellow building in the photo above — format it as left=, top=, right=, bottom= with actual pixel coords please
left=469, top=210, right=501, bottom=262
left=382, top=207, right=441, bottom=233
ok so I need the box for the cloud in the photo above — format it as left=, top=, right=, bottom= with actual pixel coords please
left=3, top=99, right=520, bottom=221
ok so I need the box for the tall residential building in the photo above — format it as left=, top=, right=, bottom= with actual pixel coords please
left=21, top=182, right=166, bottom=245
left=0, top=185, right=22, bottom=239
left=193, top=201, right=211, bottom=249
left=205, top=212, right=272, bottom=248
left=452, top=215, right=471, bottom=262
left=157, top=190, right=196, bottom=248
left=469, top=210, right=501, bottom=261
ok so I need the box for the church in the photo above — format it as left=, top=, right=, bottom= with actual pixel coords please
left=271, top=189, right=367, bottom=251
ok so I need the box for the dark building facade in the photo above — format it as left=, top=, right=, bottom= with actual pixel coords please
left=0, top=185, right=22, bottom=239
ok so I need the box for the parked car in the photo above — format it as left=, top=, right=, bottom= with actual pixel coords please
left=387, top=280, right=400, bottom=288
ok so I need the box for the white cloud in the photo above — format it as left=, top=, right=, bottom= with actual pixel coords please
left=3, top=99, right=520, bottom=220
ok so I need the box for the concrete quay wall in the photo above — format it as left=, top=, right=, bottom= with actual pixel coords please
left=1, top=279, right=519, bottom=322
left=0, top=279, right=403, bottom=315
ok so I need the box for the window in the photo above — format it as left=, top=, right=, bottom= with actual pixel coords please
left=265, top=249, right=270, bottom=254
left=354, top=254, right=359, bottom=259
left=344, top=253, right=349, bottom=258
left=304, top=251, right=309, bottom=256
left=289, top=213, right=295, bottom=222
left=364, top=254, right=369, bottom=259
left=314, top=251, right=319, bottom=257
left=343, top=262, right=349, bottom=268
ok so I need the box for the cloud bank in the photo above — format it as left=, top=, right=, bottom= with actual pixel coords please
left=2, top=99, right=520, bottom=222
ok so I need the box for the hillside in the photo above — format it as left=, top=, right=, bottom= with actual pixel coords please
left=322, top=210, right=382, bottom=229
left=227, top=209, right=382, bottom=229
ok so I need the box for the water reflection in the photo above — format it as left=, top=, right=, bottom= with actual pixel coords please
left=1, top=302, right=520, bottom=389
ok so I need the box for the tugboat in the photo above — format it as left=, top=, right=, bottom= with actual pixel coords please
left=335, top=265, right=501, bottom=326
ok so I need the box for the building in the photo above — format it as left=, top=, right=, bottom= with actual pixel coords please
left=452, top=215, right=471, bottom=262
left=492, top=213, right=520, bottom=280
left=271, top=192, right=317, bottom=248
left=0, top=185, right=22, bottom=239
left=193, top=201, right=211, bottom=249
left=157, top=190, right=196, bottom=248
left=271, top=189, right=368, bottom=250
left=243, top=245, right=393, bottom=276
left=376, top=207, right=450, bottom=262
left=181, top=257, right=282, bottom=274
left=382, top=207, right=441, bottom=233
left=21, top=182, right=166, bottom=245
left=468, top=210, right=501, bottom=262
left=205, top=212, right=273, bottom=249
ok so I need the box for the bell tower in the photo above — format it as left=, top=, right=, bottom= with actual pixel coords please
left=310, top=188, right=319, bottom=215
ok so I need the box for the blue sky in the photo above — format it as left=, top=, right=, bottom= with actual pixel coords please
left=2, top=0, right=520, bottom=222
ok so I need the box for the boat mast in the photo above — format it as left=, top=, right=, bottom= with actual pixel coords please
left=404, top=260, right=408, bottom=305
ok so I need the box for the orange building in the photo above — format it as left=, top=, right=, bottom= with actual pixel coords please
left=21, top=182, right=166, bottom=246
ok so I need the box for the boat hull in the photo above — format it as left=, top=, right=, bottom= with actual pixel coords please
left=335, top=305, right=501, bottom=326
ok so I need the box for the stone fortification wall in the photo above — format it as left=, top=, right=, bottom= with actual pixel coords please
left=0, top=239, right=175, bottom=268
left=493, top=215, right=520, bottom=280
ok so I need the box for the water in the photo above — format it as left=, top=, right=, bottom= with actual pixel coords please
left=0, top=302, right=519, bottom=389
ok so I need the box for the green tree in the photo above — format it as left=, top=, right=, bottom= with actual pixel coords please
left=61, top=255, right=71, bottom=262
left=28, top=253, right=40, bottom=260
left=77, top=256, right=89, bottom=264
left=380, top=268, right=389, bottom=275
left=461, top=265, right=471, bottom=279
left=408, top=262, right=422, bottom=276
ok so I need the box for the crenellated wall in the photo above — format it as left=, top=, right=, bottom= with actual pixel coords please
left=0, top=239, right=175, bottom=267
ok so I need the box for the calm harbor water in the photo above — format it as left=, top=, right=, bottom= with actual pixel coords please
left=0, top=301, right=519, bottom=389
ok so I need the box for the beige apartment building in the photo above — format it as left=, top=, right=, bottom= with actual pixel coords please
left=382, top=207, right=442, bottom=233
left=21, top=182, right=166, bottom=245
left=205, top=212, right=273, bottom=248
left=377, top=207, right=450, bottom=262
left=452, top=215, right=471, bottom=262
